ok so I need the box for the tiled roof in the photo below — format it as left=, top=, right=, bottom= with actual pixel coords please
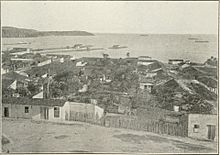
left=2, top=97, right=66, bottom=107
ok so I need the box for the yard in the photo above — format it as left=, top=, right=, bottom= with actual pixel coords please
left=2, top=118, right=217, bottom=153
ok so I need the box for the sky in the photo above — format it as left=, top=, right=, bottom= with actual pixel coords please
left=1, top=1, right=218, bottom=34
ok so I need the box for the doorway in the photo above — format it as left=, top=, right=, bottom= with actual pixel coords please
left=40, top=107, right=49, bottom=120
left=207, top=125, right=216, bottom=140
left=4, top=107, right=9, bottom=117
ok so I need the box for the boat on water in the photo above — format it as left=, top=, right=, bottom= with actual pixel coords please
left=195, top=40, right=209, bottom=43
left=140, top=34, right=149, bottom=37
left=108, top=45, right=128, bottom=49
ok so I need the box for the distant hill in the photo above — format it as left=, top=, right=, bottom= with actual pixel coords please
left=2, top=27, right=38, bottom=38
left=2, top=26, right=95, bottom=38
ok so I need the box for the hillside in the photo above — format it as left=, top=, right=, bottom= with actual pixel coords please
left=2, top=26, right=94, bottom=38
left=2, top=27, right=38, bottom=38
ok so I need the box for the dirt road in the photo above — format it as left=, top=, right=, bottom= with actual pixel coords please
left=2, top=118, right=217, bottom=153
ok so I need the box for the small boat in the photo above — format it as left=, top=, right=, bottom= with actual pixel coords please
left=195, top=40, right=209, bottom=43
left=108, top=45, right=128, bottom=49
left=140, top=34, right=149, bottom=37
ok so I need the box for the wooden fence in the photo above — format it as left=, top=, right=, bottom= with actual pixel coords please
left=102, top=116, right=188, bottom=137
left=65, top=111, right=188, bottom=137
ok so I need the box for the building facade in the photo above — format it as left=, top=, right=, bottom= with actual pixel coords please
left=139, top=82, right=153, bottom=93
left=2, top=98, right=67, bottom=122
left=2, top=98, right=104, bottom=124
left=187, top=114, right=217, bottom=141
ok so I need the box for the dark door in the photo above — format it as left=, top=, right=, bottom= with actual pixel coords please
left=207, top=125, right=216, bottom=140
left=4, top=107, right=9, bottom=117
left=40, top=107, right=49, bottom=120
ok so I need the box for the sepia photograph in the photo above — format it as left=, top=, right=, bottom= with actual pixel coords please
left=1, top=1, right=218, bottom=153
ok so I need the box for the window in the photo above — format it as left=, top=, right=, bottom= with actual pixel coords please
left=54, top=107, right=60, bottom=118
left=25, top=106, right=29, bottom=113
left=193, top=124, right=199, bottom=133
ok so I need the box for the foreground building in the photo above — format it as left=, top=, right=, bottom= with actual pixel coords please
left=2, top=97, right=104, bottom=123
left=2, top=97, right=67, bottom=121
left=186, top=114, right=217, bottom=141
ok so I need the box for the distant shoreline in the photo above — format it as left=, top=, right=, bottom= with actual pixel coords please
left=2, top=26, right=95, bottom=38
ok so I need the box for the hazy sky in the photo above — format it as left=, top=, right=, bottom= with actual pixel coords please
left=1, top=1, right=218, bottom=34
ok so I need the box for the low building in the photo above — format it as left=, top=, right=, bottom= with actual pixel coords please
left=11, top=58, right=34, bottom=62
left=76, top=61, right=87, bottom=67
left=138, top=56, right=152, bottom=61
left=145, top=72, right=157, bottom=78
left=139, top=82, right=154, bottom=93
left=186, top=114, right=217, bottom=141
left=2, top=97, right=104, bottom=123
left=168, top=59, right=184, bottom=65
left=37, top=59, right=52, bottom=67
left=137, top=56, right=155, bottom=66
left=137, top=59, right=155, bottom=66
left=2, top=97, right=67, bottom=121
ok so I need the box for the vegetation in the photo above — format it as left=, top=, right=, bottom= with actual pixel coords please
left=204, top=56, right=217, bottom=66
left=2, top=26, right=94, bottom=38
left=152, top=79, right=214, bottom=114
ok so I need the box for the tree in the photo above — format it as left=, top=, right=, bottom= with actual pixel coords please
left=102, top=53, right=109, bottom=59
left=49, top=81, right=63, bottom=98
left=27, top=82, right=40, bottom=95
left=126, top=52, right=130, bottom=58
left=182, top=94, right=213, bottom=114
left=16, top=87, right=30, bottom=97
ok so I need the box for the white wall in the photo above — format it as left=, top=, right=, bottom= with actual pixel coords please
left=94, top=105, right=104, bottom=119
left=37, top=59, right=52, bottom=67
left=188, top=114, right=218, bottom=141
left=66, top=101, right=104, bottom=120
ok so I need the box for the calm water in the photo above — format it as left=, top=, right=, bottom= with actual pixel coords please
left=2, top=33, right=217, bottom=63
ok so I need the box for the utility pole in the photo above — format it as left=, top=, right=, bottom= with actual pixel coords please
left=46, top=68, right=51, bottom=99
